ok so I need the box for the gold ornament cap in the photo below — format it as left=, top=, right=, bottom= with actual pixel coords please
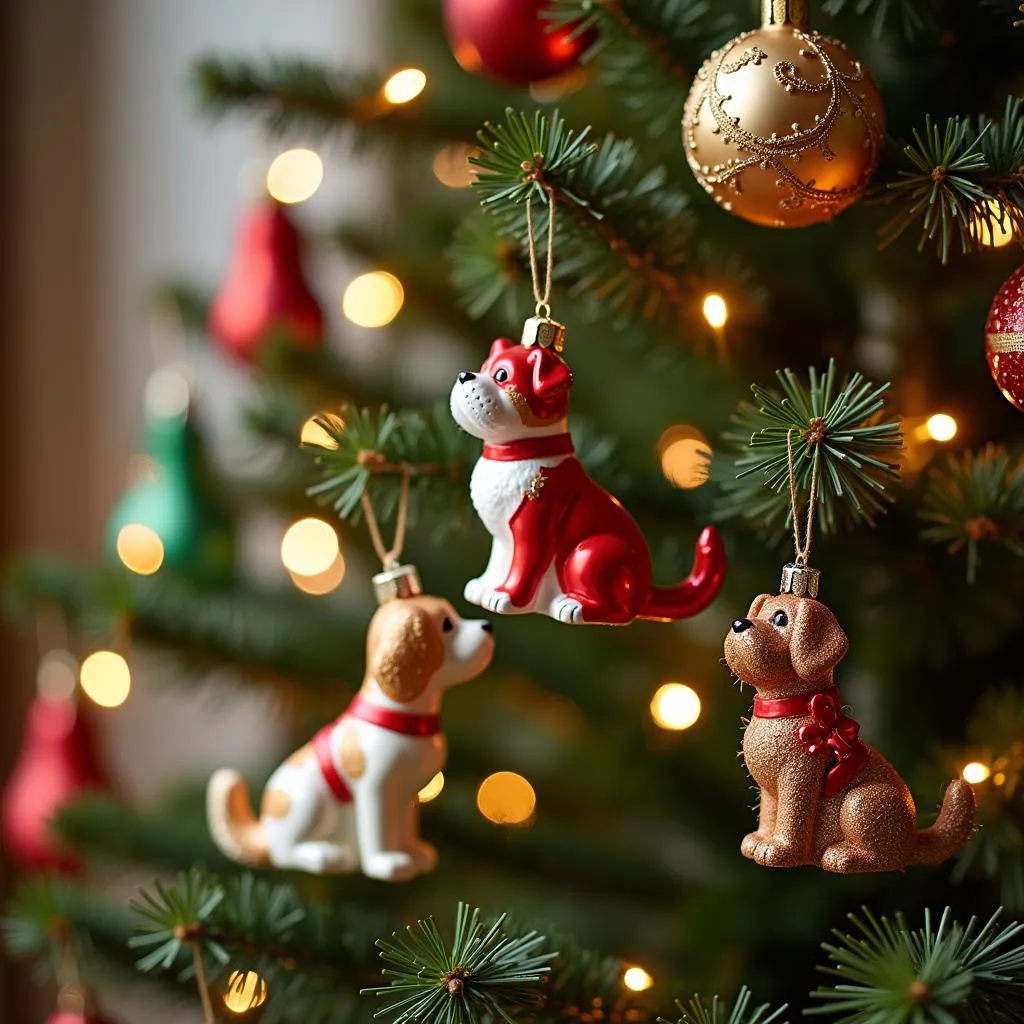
left=780, top=562, right=820, bottom=598
left=521, top=316, right=566, bottom=352
left=372, top=564, right=422, bottom=605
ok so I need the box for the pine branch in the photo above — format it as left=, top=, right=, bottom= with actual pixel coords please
left=715, top=361, right=902, bottom=541
left=820, top=0, right=938, bottom=37
left=663, top=988, right=788, bottom=1024
left=880, top=98, right=1024, bottom=261
left=806, top=907, right=1024, bottom=1023
left=919, top=444, right=1024, bottom=584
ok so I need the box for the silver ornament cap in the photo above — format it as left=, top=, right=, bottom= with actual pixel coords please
left=372, top=564, right=423, bottom=605
left=521, top=316, right=566, bottom=352
left=780, top=562, right=820, bottom=598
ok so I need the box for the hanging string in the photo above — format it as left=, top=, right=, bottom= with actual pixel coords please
left=360, top=465, right=412, bottom=570
left=525, top=184, right=557, bottom=320
left=786, top=428, right=821, bottom=566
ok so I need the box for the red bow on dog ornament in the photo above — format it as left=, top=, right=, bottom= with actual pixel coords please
left=450, top=316, right=726, bottom=625
left=797, top=691, right=868, bottom=798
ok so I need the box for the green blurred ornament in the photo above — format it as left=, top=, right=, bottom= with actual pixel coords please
left=106, top=367, right=234, bottom=581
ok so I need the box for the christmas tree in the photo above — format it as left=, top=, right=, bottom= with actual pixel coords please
left=4, top=1, right=1024, bottom=1022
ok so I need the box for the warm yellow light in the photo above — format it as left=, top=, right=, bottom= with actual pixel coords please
left=702, top=293, right=728, bottom=330
left=658, top=426, right=712, bottom=490
left=266, top=148, right=324, bottom=205
left=973, top=199, right=1014, bottom=248
left=288, top=552, right=346, bottom=595
left=477, top=771, right=536, bottom=825
left=116, top=524, right=165, bottom=576
left=80, top=651, right=131, bottom=709
left=281, top=518, right=339, bottom=577
left=994, top=772, right=1007, bottom=786
left=962, top=761, right=991, bottom=784
left=650, top=683, right=701, bottom=731
left=432, top=143, right=477, bottom=189
left=300, top=412, right=343, bottom=449
left=382, top=68, right=426, bottom=105
left=37, top=650, right=79, bottom=702
left=223, top=970, right=269, bottom=1014
left=342, top=272, right=405, bottom=328
left=418, top=771, right=445, bottom=803
left=925, top=413, right=958, bottom=443
left=623, top=967, right=654, bottom=993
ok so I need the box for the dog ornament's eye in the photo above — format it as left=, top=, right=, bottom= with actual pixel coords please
left=493, top=368, right=509, bottom=384
left=772, top=610, right=789, bottom=628
left=442, top=616, right=454, bottom=633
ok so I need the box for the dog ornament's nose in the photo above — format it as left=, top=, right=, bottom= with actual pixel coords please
left=458, top=371, right=476, bottom=384
left=731, top=618, right=753, bottom=633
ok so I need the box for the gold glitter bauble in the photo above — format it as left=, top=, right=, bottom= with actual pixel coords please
left=683, top=3, right=885, bottom=228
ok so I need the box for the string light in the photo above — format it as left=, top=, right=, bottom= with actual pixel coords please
left=382, top=68, right=426, bottom=105
left=300, top=413, right=343, bottom=449
left=658, top=426, right=712, bottom=489
left=80, top=651, right=131, bottom=708
left=223, top=970, right=269, bottom=1014
left=266, top=148, right=324, bottom=205
left=650, top=683, right=701, bottom=730
left=289, top=552, right=346, bottom=596
left=432, top=143, right=477, bottom=189
left=623, top=966, right=654, bottom=992
left=972, top=199, right=1014, bottom=248
left=280, top=518, right=339, bottom=577
left=962, top=761, right=991, bottom=784
left=477, top=771, right=536, bottom=825
left=342, top=271, right=405, bottom=328
left=702, top=292, right=728, bottom=329
left=116, top=524, right=165, bottom=576
left=924, top=413, right=958, bottom=443
left=418, top=772, right=445, bottom=803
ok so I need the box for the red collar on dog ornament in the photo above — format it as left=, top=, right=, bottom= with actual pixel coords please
left=753, top=686, right=869, bottom=798
left=482, top=434, right=575, bottom=462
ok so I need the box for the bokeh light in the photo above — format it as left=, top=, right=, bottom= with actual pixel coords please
left=382, top=68, right=426, bottom=105
left=223, top=970, right=269, bottom=1014
left=418, top=772, right=445, bottom=803
left=925, top=413, right=958, bottom=443
left=702, top=292, right=728, bottom=329
left=432, top=143, right=477, bottom=189
left=80, top=651, right=131, bottom=709
left=658, top=426, right=712, bottom=489
left=280, top=518, right=340, bottom=577
left=477, top=771, right=536, bottom=825
left=37, top=650, right=79, bottom=702
left=650, top=683, right=701, bottom=731
left=623, top=966, right=654, bottom=992
left=288, top=552, right=346, bottom=596
left=145, top=368, right=190, bottom=420
left=962, top=761, right=991, bottom=784
left=973, top=199, right=1014, bottom=248
left=342, top=272, right=405, bottom=328
left=116, top=524, right=165, bottom=576
left=300, top=412, right=343, bottom=449
left=266, top=148, right=324, bottom=205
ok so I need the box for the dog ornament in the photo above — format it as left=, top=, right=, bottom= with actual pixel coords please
left=207, top=565, right=494, bottom=880
left=449, top=316, right=727, bottom=625
left=724, top=562, right=976, bottom=874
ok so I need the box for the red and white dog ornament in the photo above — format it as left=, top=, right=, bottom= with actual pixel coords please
left=450, top=315, right=727, bottom=625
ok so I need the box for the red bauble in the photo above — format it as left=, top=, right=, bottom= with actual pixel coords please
left=443, top=0, right=593, bottom=85
left=2, top=696, right=106, bottom=871
left=985, top=262, right=1024, bottom=413
left=209, top=200, right=324, bottom=363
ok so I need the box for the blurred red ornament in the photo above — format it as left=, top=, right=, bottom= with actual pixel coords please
left=2, top=695, right=106, bottom=871
left=47, top=1012, right=119, bottom=1024
left=443, top=0, right=593, bottom=84
left=985, top=262, right=1024, bottom=412
left=209, top=200, right=324, bottom=363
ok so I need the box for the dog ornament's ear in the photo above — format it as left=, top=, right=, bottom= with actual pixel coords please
left=790, top=598, right=849, bottom=682
left=527, top=346, right=573, bottom=398
left=369, top=602, right=444, bottom=702
left=488, top=337, right=517, bottom=360
left=747, top=594, right=770, bottom=619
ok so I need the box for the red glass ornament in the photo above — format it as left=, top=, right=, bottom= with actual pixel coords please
left=985, top=262, right=1024, bottom=413
left=2, top=696, right=106, bottom=871
left=443, top=0, right=593, bottom=85
left=209, top=200, right=324, bottom=363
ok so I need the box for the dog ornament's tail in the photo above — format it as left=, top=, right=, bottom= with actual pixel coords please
left=207, top=768, right=271, bottom=867
left=641, top=526, right=727, bottom=622
left=912, top=779, right=976, bottom=866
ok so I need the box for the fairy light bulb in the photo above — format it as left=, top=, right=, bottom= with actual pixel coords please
left=418, top=772, right=445, bottom=803
left=342, top=272, right=404, bottom=328
left=223, top=970, right=269, bottom=1014
left=266, top=148, right=324, bottom=204
left=702, top=293, right=728, bottom=330
left=623, top=967, right=654, bottom=992
left=925, top=413, right=957, bottom=443
left=382, top=68, right=426, bottom=105
left=962, top=761, right=991, bottom=784
left=650, top=683, right=701, bottom=730
left=973, top=199, right=1014, bottom=248
left=658, top=426, right=712, bottom=489
left=280, top=518, right=339, bottom=577
left=477, top=771, right=536, bottom=825
left=116, top=524, right=165, bottom=576
left=79, top=651, right=131, bottom=708
left=300, top=413, right=343, bottom=449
